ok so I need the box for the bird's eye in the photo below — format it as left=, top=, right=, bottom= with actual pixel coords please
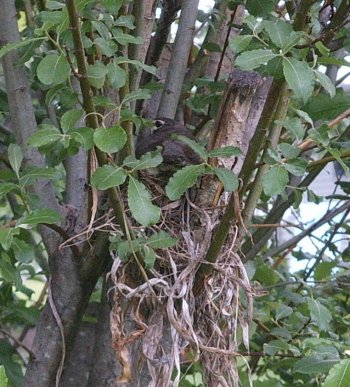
left=154, top=119, right=165, bottom=128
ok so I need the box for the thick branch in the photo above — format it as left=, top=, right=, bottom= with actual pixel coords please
left=157, top=0, right=199, bottom=118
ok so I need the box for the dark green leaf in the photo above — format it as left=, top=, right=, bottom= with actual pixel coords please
left=282, top=31, right=304, bottom=54
left=214, top=168, right=239, bottom=192
left=0, top=228, right=20, bottom=251
left=91, top=165, right=127, bottom=190
left=128, top=176, right=160, bottom=226
left=87, top=62, right=108, bottom=88
left=120, top=89, right=151, bottom=106
left=68, top=127, right=94, bottom=149
left=0, top=37, right=45, bottom=60
left=18, top=209, right=62, bottom=226
left=0, top=259, right=22, bottom=288
left=93, top=125, right=127, bottom=153
left=229, top=35, right=253, bottom=54
left=276, top=305, right=293, bottom=320
left=0, top=183, right=19, bottom=196
left=60, top=109, right=84, bottom=131
left=324, top=359, right=350, bottom=387
left=314, top=70, right=336, bottom=98
left=264, top=340, right=298, bottom=355
left=8, top=144, right=23, bottom=176
left=304, top=91, right=350, bottom=120
left=115, top=56, right=157, bottom=75
left=263, top=165, right=289, bottom=196
left=27, top=126, right=63, bottom=147
left=166, top=165, right=206, bottom=200
left=246, top=0, right=275, bottom=17
left=314, top=262, right=336, bottom=281
left=277, top=117, right=305, bottom=140
left=11, top=238, right=35, bottom=263
left=94, top=37, right=114, bottom=57
left=106, top=62, right=127, bottom=88
left=284, top=159, right=308, bottom=176
left=308, top=298, right=332, bottom=331
left=283, top=57, right=314, bottom=103
left=176, top=135, right=207, bottom=162
left=236, top=49, right=277, bottom=71
left=263, top=20, right=292, bottom=48
left=279, top=143, right=300, bottom=159
left=20, top=167, right=57, bottom=185
left=294, top=356, right=338, bottom=375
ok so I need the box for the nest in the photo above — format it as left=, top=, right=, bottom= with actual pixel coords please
left=105, top=174, right=256, bottom=387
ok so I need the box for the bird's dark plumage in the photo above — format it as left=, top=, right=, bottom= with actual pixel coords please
left=135, top=118, right=202, bottom=166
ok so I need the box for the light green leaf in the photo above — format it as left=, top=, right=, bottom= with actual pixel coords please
left=121, top=89, right=151, bottom=107
left=277, top=117, right=305, bottom=140
left=229, top=35, right=253, bottom=54
left=60, top=109, right=84, bottom=131
left=263, top=165, right=289, bottom=196
left=37, top=54, right=70, bottom=85
left=284, top=159, right=308, bottom=176
left=236, top=49, right=277, bottom=71
left=279, top=143, right=300, bottom=159
left=294, top=356, right=338, bottom=375
left=27, top=126, right=64, bottom=147
left=146, top=231, right=178, bottom=249
left=123, top=149, right=163, bottom=171
left=0, top=228, right=20, bottom=250
left=0, top=366, right=8, bottom=387
left=87, top=62, right=108, bottom=88
left=166, top=165, right=206, bottom=200
left=207, top=146, right=241, bottom=158
left=214, top=168, right=239, bottom=192
left=68, top=127, right=94, bottom=149
left=283, top=57, right=314, bottom=103
left=324, top=359, right=350, bottom=387
left=263, top=20, right=292, bottom=48
left=313, top=70, right=336, bottom=98
left=91, top=165, right=127, bottom=190
left=314, top=262, right=336, bottom=281
left=18, top=209, right=62, bottom=226
left=0, top=37, right=45, bottom=60
left=176, top=135, right=207, bottom=162
left=12, top=238, right=35, bottom=263
left=93, top=125, right=127, bottom=153
left=308, top=298, right=332, bottom=331
left=128, top=176, right=160, bottom=226
left=8, top=143, right=23, bottom=176
left=106, top=62, right=127, bottom=88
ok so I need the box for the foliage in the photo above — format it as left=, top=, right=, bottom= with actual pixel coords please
left=0, top=0, right=350, bottom=386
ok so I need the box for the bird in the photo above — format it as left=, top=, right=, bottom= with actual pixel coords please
left=135, top=118, right=202, bottom=166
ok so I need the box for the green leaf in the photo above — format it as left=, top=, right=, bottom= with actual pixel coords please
left=314, top=262, right=336, bottom=281
left=294, top=356, right=338, bottom=375
left=46, top=0, right=65, bottom=9
left=326, top=146, right=349, bottom=176
left=37, top=54, right=70, bottom=85
left=87, top=62, right=108, bottom=88
left=0, top=366, right=8, bottom=387
left=165, top=165, right=206, bottom=200
left=324, top=359, right=350, bottom=387
left=305, top=91, right=350, bottom=121
left=68, top=127, right=94, bottom=149
left=282, top=31, right=304, bottom=54
left=0, top=37, right=45, bottom=60
left=0, top=259, right=22, bottom=288
left=12, top=238, right=35, bottom=263
left=8, top=144, right=23, bottom=176
left=283, top=57, right=314, bottom=103
left=142, top=245, right=156, bottom=268
left=106, top=62, right=127, bottom=88
left=91, top=165, right=127, bottom=190
left=18, top=209, right=62, bottom=226
left=279, top=143, right=300, bottom=159
left=27, top=126, right=63, bottom=147
left=235, top=49, right=277, bottom=71
left=0, top=228, right=20, bottom=251
left=94, top=37, right=114, bottom=57
left=313, top=70, right=336, bottom=98
left=128, top=176, right=160, bottom=226
left=263, top=165, right=289, bottom=196
left=284, top=159, right=308, bottom=176
left=207, top=146, right=241, bottom=158
left=146, top=231, right=178, bottom=249
left=275, top=305, right=293, bottom=320
left=0, top=183, right=19, bottom=196
left=123, top=149, right=163, bottom=171
left=308, top=299, right=332, bottom=331
left=229, top=35, right=253, bottom=54
left=112, top=31, right=143, bottom=45
left=176, top=135, right=207, bottom=162
left=264, top=340, right=293, bottom=355
left=214, top=168, right=239, bottom=192
left=60, top=109, right=84, bottom=131
left=20, top=167, right=57, bottom=185
left=246, top=0, right=275, bottom=17
left=263, top=20, right=292, bottom=48
left=93, top=125, right=127, bottom=153
left=115, top=56, right=157, bottom=75
left=120, top=89, right=151, bottom=107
